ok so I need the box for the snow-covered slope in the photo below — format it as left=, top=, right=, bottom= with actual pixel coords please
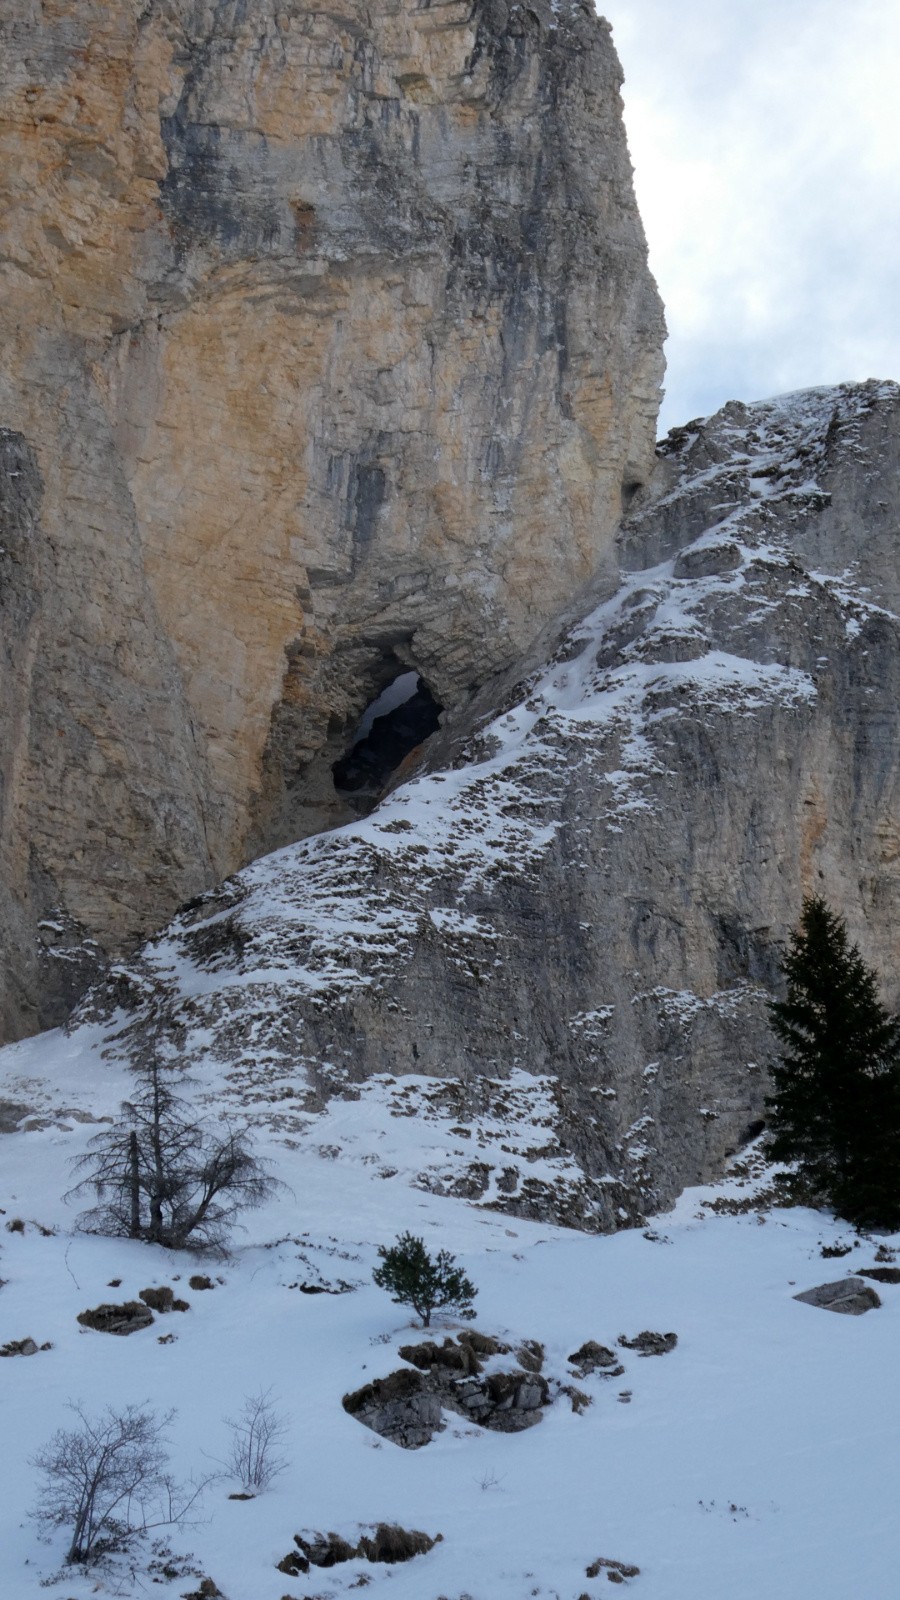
left=3, top=380, right=900, bottom=1598
left=46, top=379, right=900, bottom=1228
left=1, top=1047, right=899, bottom=1600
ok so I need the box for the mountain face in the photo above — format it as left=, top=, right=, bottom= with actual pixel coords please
left=0, top=0, right=664, bottom=1043
left=72, top=381, right=900, bottom=1231
left=3, top=6, right=897, bottom=1237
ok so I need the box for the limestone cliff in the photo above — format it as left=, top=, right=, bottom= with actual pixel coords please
left=0, top=0, right=664, bottom=1042
left=67, top=381, right=900, bottom=1229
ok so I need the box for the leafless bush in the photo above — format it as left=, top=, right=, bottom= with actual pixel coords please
left=31, top=1403, right=207, bottom=1564
left=224, top=1390, right=289, bottom=1493
left=67, top=1051, right=280, bottom=1250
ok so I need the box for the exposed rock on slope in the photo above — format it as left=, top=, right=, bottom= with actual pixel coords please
left=75, top=381, right=900, bottom=1228
left=343, top=1336, right=550, bottom=1448
left=0, top=0, right=664, bottom=1041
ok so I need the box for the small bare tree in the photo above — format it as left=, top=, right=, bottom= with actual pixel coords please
left=31, top=1403, right=206, bottom=1564
left=225, top=1390, right=289, bottom=1493
left=68, top=1052, right=279, bottom=1249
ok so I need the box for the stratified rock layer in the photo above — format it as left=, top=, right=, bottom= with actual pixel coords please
left=74, top=382, right=900, bottom=1229
left=0, top=0, right=664, bottom=1040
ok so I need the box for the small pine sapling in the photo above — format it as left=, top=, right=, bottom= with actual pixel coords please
left=372, top=1232, right=477, bottom=1327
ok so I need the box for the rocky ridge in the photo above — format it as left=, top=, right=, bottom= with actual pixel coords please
left=0, top=0, right=663, bottom=1041
left=58, top=379, right=900, bottom=1230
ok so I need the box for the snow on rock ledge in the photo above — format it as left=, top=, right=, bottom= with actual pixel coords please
left=48, top=381, right=900, bottom=1229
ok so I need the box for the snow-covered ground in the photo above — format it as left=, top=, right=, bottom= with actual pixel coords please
left=1, top=1027, right=898, bottom=1600
left=4, top=381, right=899, bottom=1593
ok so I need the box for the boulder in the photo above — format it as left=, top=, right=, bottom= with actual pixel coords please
left=276, top=1551, right=309, bottom=1578
left=0, top=1336, right=38, bottom=1357
left=568, top=1340, right=624, bottom=1377
left=280, top=1525, right=439, bottom=1574
left=458, top=1329, right=507, bottom=1358
left=560, top=1384, right=593, bottom=1414
left=342, top=1369, right=443, bottom=1450
left=139, top=1285, right=190, bottom=1313
left=516, top=1339, right=546, bottom=1374
left=794, top=1278, right=882, bottom=1315
left=618, top=1331, right=678, bottom=1356
left=293, top=1532, right=357, bottom=1569
left=398, top=1338, right=478, bottom=1376
left=355, top=1525, right=440, bottom=1564
left=0, top=1101, right=30, bottom=1133
left=77, top=1301, right=154, bottom=1335
left=858, top=1266, right=900, bottom=1285
left=484, top=1371, right=548, bottom=1414
left=586, top=1557, right=641, bottom=1582
left=343, top=1336, right=552, bottom=1448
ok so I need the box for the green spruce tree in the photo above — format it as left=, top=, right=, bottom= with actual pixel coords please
left=372, top=1233, right=477, bottom=1327
left=767, top=896, right=900, bottom=1229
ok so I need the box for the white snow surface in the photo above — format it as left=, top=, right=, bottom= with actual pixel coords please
left=0, top=1035, right=898, bottom=1600
left=3, top=383, right=900, bottom=1594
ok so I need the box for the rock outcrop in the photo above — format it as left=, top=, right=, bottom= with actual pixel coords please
left=794, top=1279, right=882, bottom=1316
left=76, top=1300, right=155, bottom=1335
left=279, top=1524, right=439, bottom=1571
left=70, top=381, right=900, bottom=1229
left=342, top=1333, right=550, bottom=1447
left=0, top=0, right=664, bottom=1040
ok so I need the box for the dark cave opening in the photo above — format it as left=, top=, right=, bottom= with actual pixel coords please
left=332, top=672, right=443, bottom=807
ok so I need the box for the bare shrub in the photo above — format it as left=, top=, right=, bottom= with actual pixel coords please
left=224, top=1390, right=289, bottom=1493
left=67, top=1050, right=280, bottom=1250
left=31, top=1403, right=207, bottom=1564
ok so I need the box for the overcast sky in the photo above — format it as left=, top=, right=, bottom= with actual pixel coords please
left=597, top=0, right=900, bottom=434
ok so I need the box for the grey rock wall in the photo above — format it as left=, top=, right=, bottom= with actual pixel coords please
left=0, top=0, right=664, bottom=1041
left=72, top=381, right=900, bottom=1229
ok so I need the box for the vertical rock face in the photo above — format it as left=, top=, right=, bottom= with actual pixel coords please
left=70, top=383, right=900, bottom=1230
left=0, top=0, right=665, bottom=1039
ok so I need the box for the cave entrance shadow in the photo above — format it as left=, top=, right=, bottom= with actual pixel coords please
left=332, top=671, right=442, bottom=812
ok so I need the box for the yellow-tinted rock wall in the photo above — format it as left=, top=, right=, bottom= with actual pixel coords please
left=0, top=0, right=665, bottom=1038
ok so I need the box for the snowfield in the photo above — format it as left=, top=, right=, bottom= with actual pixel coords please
left=3, top=382, right=900, bottom=1596
left=1, top=1027, right=898, bottom=1600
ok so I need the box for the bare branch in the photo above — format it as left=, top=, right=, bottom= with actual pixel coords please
left=66, top=1051, right=281, bottom=1249
left=223, top=1390, right=290, bottom=1493
left=29, top=1402, right=203, bottom=1565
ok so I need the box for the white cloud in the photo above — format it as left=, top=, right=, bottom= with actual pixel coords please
left=597, top=0, right=900, bottom=431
